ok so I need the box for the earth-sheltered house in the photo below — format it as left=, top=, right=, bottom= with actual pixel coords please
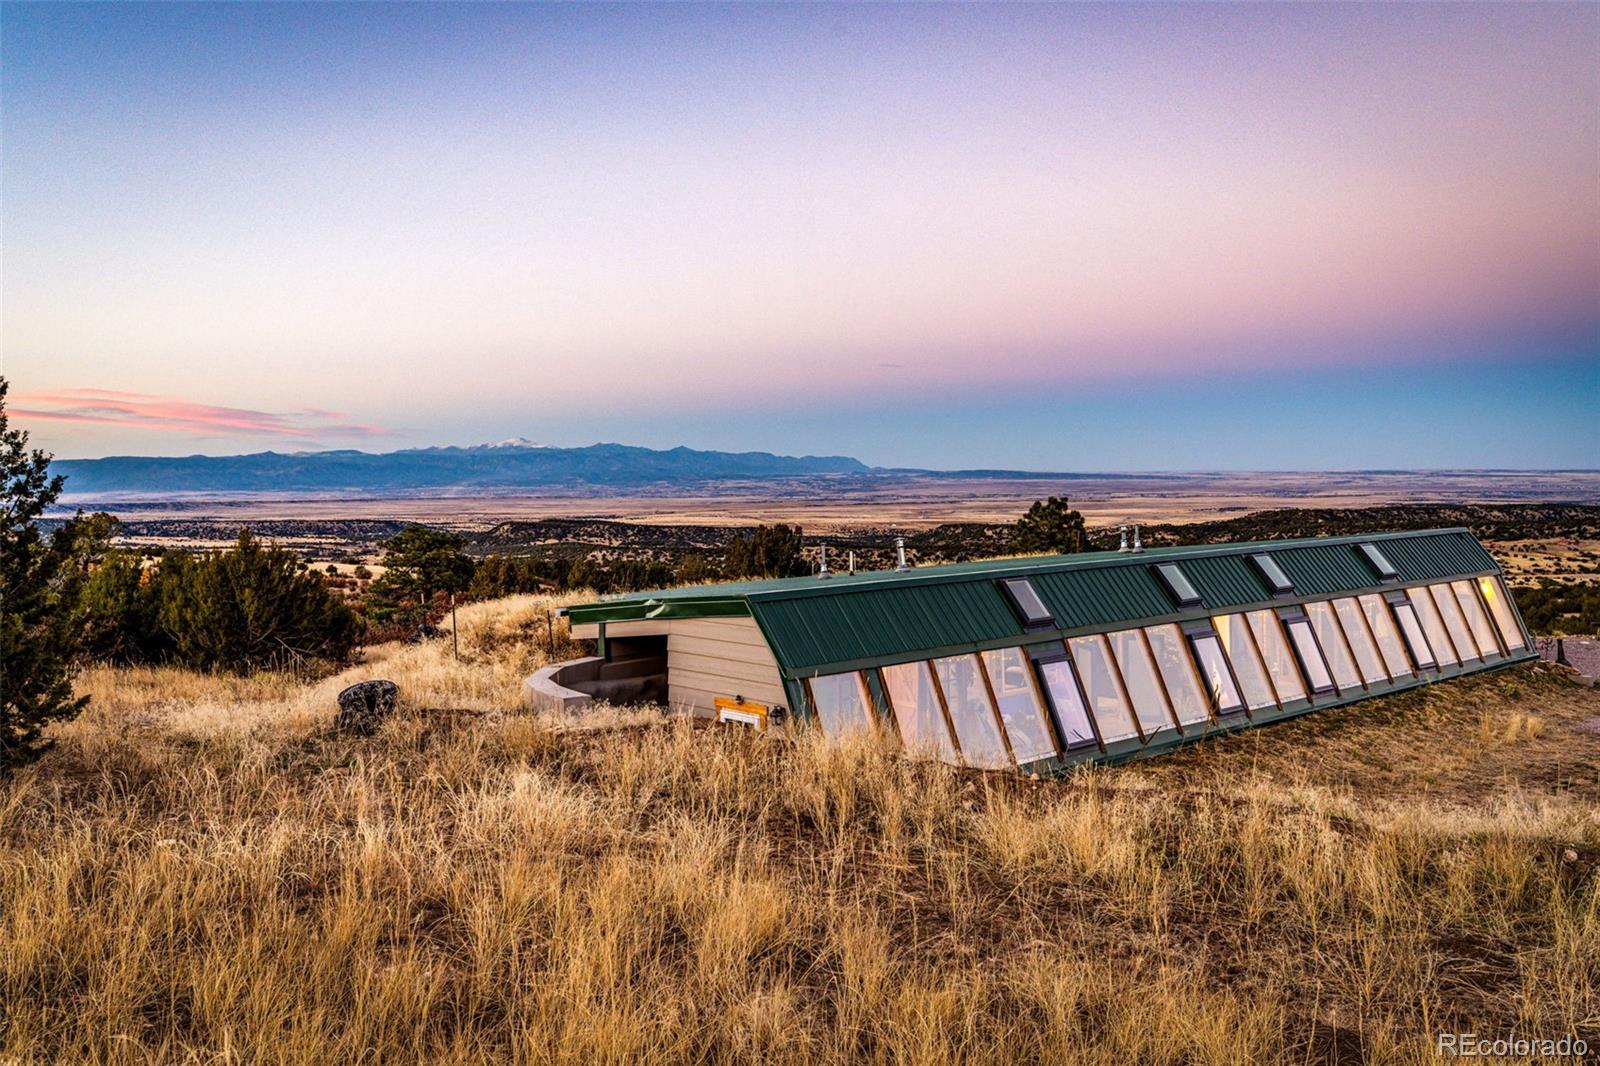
left=540, top=528, right=1534, bottom=774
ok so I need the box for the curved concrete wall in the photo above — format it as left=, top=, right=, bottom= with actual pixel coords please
left=522, top=653, right=669, bottom=713
left=523, top=656, right=604, bottom=714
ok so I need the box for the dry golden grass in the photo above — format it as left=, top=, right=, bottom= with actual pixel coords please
left=2, top=593, right=1597, bottom=1064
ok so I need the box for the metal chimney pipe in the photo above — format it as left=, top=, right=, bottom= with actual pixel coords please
left=1118, top=525, right=1130, bottom=553
left=848, top=551, right=856, bottom=575
left=1132, top=525, right=1144, bottom=553
left=818, top=544, right=831, bottom=578
left=895, top=536, right=910, bottom=571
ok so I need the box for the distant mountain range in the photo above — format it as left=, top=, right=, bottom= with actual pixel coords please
left=50, top=441, right=875, bottom=496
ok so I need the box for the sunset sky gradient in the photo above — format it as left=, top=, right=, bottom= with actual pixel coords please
left=3, top=2, right=1596, bottom=468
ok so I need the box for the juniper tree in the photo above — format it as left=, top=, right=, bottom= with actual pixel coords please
left=724, top=524, right=807, bottom=579
left=0, top=379, right=113, bottom=768
left=79, top=547, right=169, bottom=664
left=368, top=526, right=476, bottom=624
left=157, top=531, right=360, bottom=672
left=1012, top=496, right=1088, bottom=555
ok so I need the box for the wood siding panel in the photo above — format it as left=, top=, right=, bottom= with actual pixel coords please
left=670, top=617, right=774, bottom=648
left=669, top=684, right=787, bottom=715
left=667, top=667, right=786, bottom=704
left=669, top=632, right=780, bottom=667
left=669, top=650, right=786, bottom=686
left=665, top=615, right=785, bottom=714
left=667, top=686, right=727, bottom=715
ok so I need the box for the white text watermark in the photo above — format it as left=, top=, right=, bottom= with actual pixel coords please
left=1437, top=1033, right=1588, bottom=1059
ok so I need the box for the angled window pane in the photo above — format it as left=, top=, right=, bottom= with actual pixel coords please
left=1190, top=633, right=1245, bottom=715
left=1249, top=553, right=1295, bottom=595
left=1284, top=617, right=1336, bottom=694
left=1333, top=597, right=1388, bottom=685
left=808, top=672, right=876, bottom=737
left=1358, top=594, right=1414, bottom=678
left=1036, top=657, right=1098, bottom=751
left=1451, top=580, right=1502, bottom=658
left=881, top=661, right=957, bottom=763
left=1246, top=609, right=1307, bottom=703
left=1143, top=623, right=1214, bottom=727
left=1357, top=542, right=1399, bottom=579
left=1305, top=601, right=1364, bottom=691
left=1391, top=601, right=1437, bottom=670
left=1215, top=613, right=1279, bottom=711
left=1000, top=578, right=1054, bottom=628
left=1476, top=576, right=1526, bottom=650
left=1068, top=635, right=1140, bottom=743
left=1106, top=629, right=1179, bottom=738
left=1430, top=583, right=1482, bottom=661
left=1154, top=563, right=1203, bottom=607
left=980, top=646, right=1058, bottom=764
left=1407, top=585, right=1460, bottom=666
left=932, top=655, right=1011, bottom=769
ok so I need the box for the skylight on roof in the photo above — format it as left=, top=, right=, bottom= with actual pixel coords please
left=1357, top=542, right=1400, bottom=580
left=999, top=578, right=1055, bottom=628
left=1248, top=553, right=1295, bottom=595
left=1153, top=563, right=1203, bottom=608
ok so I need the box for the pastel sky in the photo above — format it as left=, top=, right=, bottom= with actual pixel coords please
left=3, top=2, right=1596, bottom=469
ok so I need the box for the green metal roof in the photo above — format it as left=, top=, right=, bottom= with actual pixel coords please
left=565, top=528, right=1504, bottom=677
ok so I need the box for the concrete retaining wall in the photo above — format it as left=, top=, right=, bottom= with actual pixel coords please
left=523, top=653, right=669, bottom=713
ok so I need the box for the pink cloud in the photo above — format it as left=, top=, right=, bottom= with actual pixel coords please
left=10, top=389, right=394, bottom=439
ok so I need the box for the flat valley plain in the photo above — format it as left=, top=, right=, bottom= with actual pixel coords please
left=58, top=471, right=1600, bottom=595
left=61, top=468, right=1600, bottom=531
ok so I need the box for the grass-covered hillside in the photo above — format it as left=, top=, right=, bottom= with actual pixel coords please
left=2, top=594, right=1597, bottom=1063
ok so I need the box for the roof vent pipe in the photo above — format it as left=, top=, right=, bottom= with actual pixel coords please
left=1118, top=525, right=1130, bottom=553
left=848, top=551, right=856, bottom=575
left=895, top=536, right=910, bottom=571
left=818, top=544, right=831, bottom=578
left=1131, top=525, right=1144, bottom=553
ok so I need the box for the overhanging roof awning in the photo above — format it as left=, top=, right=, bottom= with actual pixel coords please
left=564, top=596, right=751, bottom=625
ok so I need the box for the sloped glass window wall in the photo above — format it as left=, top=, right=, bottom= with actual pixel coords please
left=881, top=661, right=957, bottom=762
left=980, top=646, right=1058, bottom=764
left=1144, top=623, right=1215, bottom=727
left=807, top=672, right=877, bottom=737
left=932, top=654, right=1011, bottom=769
left=1451, top=579, right=1502, bottom=658
left=1068, top=635, right=1141, bottom=744
left=1247, top=609, right=1310, bottom=703
left=1106, top=629, right=1180, bottom=739
left=1215, top=613, right=1280, bottom=711
left=1358, top=594, right=1414, bottom=678
left=1477, top=576, right=1526, bottom=650
left=1429, top=584, right=1481, bottom=662
left=1304, top=601, right=1364, bottom=692
left=1332, top=597, right=1388, bottom=685
left=1407, top=585, right=1461, bottom=665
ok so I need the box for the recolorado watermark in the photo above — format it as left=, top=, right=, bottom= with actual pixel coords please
left=1437, top=1032, right=1589, bottom=1059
